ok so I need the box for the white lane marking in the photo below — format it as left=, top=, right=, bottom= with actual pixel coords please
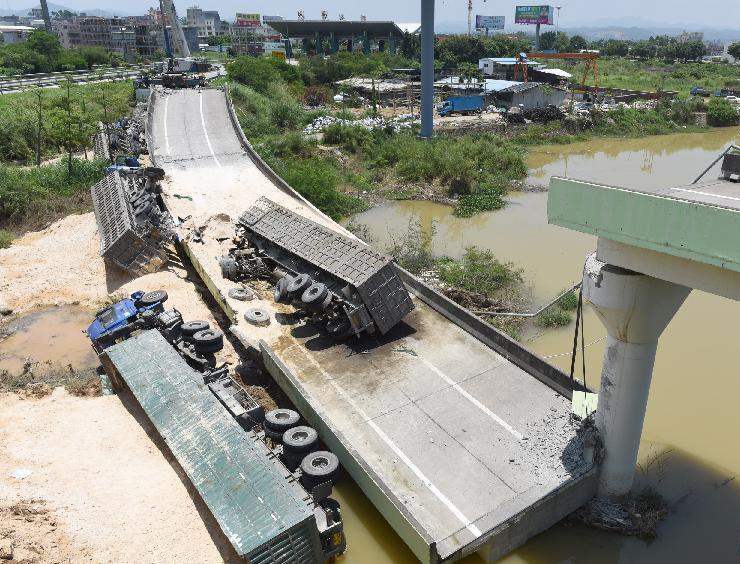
left=418, top=357, right=524, bottom=441
left=671, top=186, right=740, bottom=203
left=163, top=94, right=171, bottom=155
left=199, top=92, right=222, bottom=168
left=292, top=345, right=482, bottom=538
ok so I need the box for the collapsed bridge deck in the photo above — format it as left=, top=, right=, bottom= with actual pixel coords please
left=149, top=87, right=598, bottom=563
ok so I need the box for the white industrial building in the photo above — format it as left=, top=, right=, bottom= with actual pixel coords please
left=0, top=24, right=34, bottom=44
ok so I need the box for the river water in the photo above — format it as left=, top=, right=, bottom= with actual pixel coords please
left=343, top=127, right=740, bottom=563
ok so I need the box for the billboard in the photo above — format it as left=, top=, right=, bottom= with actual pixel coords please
left=235, top=13, right=261, bottom=27
left=514, top=5, right=554, bottom=25
left=475, top=15, right=505, bottom=30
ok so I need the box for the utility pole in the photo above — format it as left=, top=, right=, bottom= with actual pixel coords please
left=420, top=0, right=435, bottom=138
left=467, top=0, right=472, bottom=36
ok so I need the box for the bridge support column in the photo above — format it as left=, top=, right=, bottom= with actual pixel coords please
left=420, top=0, right=435, bottom=138
left=583, top=253, right=690, bottom=497
left=362, top=30, right=370, bottom=54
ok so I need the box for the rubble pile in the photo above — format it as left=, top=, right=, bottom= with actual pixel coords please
left=303, top=113, right=418, bottom=135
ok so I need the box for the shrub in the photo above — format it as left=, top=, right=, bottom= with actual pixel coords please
left=262, top=132, right=314, bottom=158
left=275, top=157, right=366, bottom=220
left=303, top=85, right=333, bottom=106
left=386, top=219, right=436, bottom=274
left=706, top=98, right=739, bottom=127
left=437, top=247, right=522, bottom=296
left=557, top=290, right=579, bottom=311
left=536, top=306, right=572, bottom=327
left=323, top=124, right=373, bottom=153
left=454, top=185, right=506, bottom=217
left=227, top=56, right=300, bottom=93
left=0, top=158, right=106, bottom=222
left=0, top=229, right=12, bottom=248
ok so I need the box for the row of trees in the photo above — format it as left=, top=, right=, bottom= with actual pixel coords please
left=538, top=31, right=709, bottom=62
left=0, top=30, right=120, bottom=75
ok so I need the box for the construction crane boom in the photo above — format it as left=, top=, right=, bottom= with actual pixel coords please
left=158, top=0, right=190, bottom=59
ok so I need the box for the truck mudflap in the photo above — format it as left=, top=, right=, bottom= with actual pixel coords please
left=91, top=170, right=173, bottom=275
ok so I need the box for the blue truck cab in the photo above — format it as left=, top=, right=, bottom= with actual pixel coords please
left=86, top=290, right=168, bottom=353
left=437, top=95, right=484, bottom=117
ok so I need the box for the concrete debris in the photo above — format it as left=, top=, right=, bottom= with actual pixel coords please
left=573, top=487, right=668, bottom=539
left=0, top=539, right=13, bottom=560
left=303, top=113, right=418, bottom=135
left=9, top=468, right=33, bottom=480
left=0, top=301, right=12, bottom=316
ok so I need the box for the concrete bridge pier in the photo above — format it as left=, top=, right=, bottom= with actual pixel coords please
left=583, top=253, right=691, bottom=497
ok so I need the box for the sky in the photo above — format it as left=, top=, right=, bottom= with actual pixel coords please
left=17, top=0, right=739, bottom=29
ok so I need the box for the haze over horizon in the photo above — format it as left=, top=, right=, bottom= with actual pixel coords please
left=6, top=0, right=738, bottom=30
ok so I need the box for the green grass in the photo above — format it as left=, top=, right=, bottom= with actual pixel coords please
left=536, top=306, right=572, bottom=328
left=0, top=158, right=107, bottom=228
left=557, top=290, right=579, bottom=311
left=0, top=81, right=133, bottom=165
left=570, top=57, right=740, bottom=97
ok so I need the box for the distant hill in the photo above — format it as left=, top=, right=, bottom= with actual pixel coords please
left=0, top=3, right=131, bottom=18
left=435, top=19, right=739, bottom=43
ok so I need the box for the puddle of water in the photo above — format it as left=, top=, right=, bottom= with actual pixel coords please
left=0, top=306, right=98, bottom=375
left=347, top=128, right=740, bottom=562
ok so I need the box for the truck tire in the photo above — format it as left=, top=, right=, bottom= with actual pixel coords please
left=181, top=320, right=209, bottom=337
left=287, top=273, right=313, bottom=296
left=300, top=451, right=340, bottom=489
left=264, top=408, right=300, bottom=441
left=274, top=277, right=291, bottom=303
left=283, top=426, right=319, bottom=454
left=192, top=328, right=224, bottom=353
left=219, top=257, right=239, bottom=280
left=139, top=290, right=168, bottom=306
left=301, top=283, right=329, bottom=310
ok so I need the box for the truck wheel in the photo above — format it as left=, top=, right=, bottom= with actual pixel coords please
left=181, top=320, right=209, bottom=337
left=219, top=257, right=239, bottom=280
left=192, top=328, right=224, bottom=353
left=287, top=273, right=313, bottom=296
left=283, top=426, right=319, bottom=454
left=300, top=451, right=340, bottom=489
left=264, top=409, right=300, bottom=439
left=301, top=283, right=329, bottom=310
left=139, top=290, right=168, bottom=306
left=274, top=277, right=291, bottom=303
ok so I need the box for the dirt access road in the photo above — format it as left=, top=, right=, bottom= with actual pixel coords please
left=0, top=213, right=251, bottom=562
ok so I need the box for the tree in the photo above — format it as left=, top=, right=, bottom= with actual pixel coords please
left=569, top=35, right=588, bottom=52
left=539, top=31, right=557, bottom=51
left=706, top=98, right=739, bottom=127
left=729, top=42, right=740, bottom=61
left=400, top=32, right=420, bottom=60
left=631, top=40, right=656, bottom=59
left=435, top=35, right=486, bottom=67
left=603, top=40, right=629, bottom=57
left=26, top=30, right=62, bottom=71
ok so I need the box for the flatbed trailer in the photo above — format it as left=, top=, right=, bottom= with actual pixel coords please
left=101, top=329, right=344, bottom=563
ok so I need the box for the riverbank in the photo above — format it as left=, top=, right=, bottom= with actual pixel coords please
left=227, top=56, right=738, bottom=220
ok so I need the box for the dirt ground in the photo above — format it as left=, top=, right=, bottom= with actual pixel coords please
left=0, top=389, right=239, bottom=563
left=0, top=213, right=259, bottom=562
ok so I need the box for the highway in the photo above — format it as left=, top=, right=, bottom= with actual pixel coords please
left=149, top=86, right=597, bottom=563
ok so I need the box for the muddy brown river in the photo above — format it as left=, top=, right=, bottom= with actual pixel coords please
left=346, top=127, right=740, bottom=563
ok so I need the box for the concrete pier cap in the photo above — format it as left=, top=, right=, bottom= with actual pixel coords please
left=583, top=253, right=691, bottom=497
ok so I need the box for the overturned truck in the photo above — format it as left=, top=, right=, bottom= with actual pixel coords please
left=220, top=197, right=414, bottom=339
left=91, top=167, right=174, bottom=275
